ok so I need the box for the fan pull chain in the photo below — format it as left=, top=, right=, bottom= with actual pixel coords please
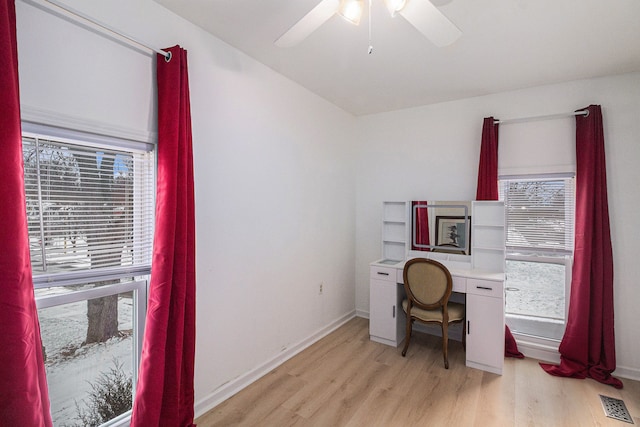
left=368, top=0, right=373, bottom=54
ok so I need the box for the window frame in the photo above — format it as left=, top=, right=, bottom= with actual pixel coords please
left=22, top=128, right=155, bottom=283
left=499, top=174, right=575, bottom=341
left=35, top=279, right=147, bottom=401
left=23, top=122, right=155, bottom=426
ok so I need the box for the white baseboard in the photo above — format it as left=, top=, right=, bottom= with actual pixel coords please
left=514, top=335, right=561, bottom=364
left=193, top=310, right=356, bottom=419
left=355, top=309, right=369, bottom=319
left=614, top=365, right=640, bottom=382
left=514, top=335, right=640, bottom=381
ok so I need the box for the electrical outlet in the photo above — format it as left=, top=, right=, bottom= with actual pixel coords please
left=319, top=282, right=323, bottom=295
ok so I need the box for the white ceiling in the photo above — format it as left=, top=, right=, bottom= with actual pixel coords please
left=153, top=0, right=640, bottom=116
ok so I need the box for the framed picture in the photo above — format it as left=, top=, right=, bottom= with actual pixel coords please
left=434, top=216, right=471, bottom=253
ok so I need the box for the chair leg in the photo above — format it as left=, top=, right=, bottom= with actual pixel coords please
left=401, top=317, right=413, bottom=357
left=442, top=322, right=449, bottom=369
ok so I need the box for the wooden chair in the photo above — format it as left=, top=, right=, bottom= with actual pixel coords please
left=401, top=258, right=465, bottom=369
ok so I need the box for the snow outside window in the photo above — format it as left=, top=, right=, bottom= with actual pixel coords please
left=23, top=129, right=154, bottom=426
left=499, top=175, right=575, bottom=342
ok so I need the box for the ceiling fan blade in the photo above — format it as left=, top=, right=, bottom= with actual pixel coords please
left=275, top=0, right=340, bottom=47
left=399, top=0, right=461, bottom=47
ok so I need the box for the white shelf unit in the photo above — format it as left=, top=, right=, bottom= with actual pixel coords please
left=381, top=201, right=408, bottom=261
left=471, top=201, right=505, bottom=272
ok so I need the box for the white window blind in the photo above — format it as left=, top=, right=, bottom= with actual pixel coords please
left=499, top=176, right=575, bottom=254
left=23, top=135, right=154, bottom=284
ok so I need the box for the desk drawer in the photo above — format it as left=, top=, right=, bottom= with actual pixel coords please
left=466, top=278, right=503, bottom=298
left=370, top=266, right=396, bottom=282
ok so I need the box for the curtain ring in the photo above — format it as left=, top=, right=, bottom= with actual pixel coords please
left=164, top=51, right=172, bottom=63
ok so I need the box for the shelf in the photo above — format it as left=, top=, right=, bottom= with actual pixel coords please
left=473, top=224, right=504, bottom=229
left=473, top=246, right=505, bottom=251
left=373, top=259, right=403, bottom=266
left=383, top=221, right=406, bottom=243
left=472, top=201, right=504, bottom=228
left=383, top=242, right=405, bottom=261
left=472, top=226, right=504, bottom=249
left=383, top=202, right=407, bottom=223
left=473, top=251, right=505, bottom=271
left=471, top=201, right=505, bottom=274
left=382, top=202, right=408, bottom=261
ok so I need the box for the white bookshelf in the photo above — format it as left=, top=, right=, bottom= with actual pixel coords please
left=381, top=201, right=407, bottom=261
left=471, top=201, right=505, bottom=272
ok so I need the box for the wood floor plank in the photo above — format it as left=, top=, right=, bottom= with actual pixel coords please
left=473, top=361, right=515, bottom=426
left=281, top=318, right=367, bottom=379
left=344, top=386, right=406, bottom=427
left=196, top=317, right=640, bottom=427
left=199, top=368, right=306, bottom=426
left=304, top=350, right=390, bottom=426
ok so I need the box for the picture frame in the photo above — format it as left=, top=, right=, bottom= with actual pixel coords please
left=434, top=216, right=471, bottom=254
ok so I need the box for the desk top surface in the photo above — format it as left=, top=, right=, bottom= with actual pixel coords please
left=371, top=258, right=504, bottom=282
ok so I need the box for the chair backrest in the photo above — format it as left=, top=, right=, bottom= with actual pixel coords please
left=403, top=258, right=453, bottom=310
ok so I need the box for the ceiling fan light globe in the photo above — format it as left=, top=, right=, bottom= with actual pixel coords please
left=338, top=0, right=364, bottom=25
left=383, top=0, right=407, bottom=17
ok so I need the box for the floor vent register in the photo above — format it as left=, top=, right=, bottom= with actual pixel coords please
left=600, top=395, right=634, bottom=424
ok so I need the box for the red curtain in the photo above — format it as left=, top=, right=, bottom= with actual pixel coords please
left=0, top=1, right=53, bottom=425
left=476, top=117, right=499, bottom=200
left=540, top=105, right=622, bottom=388
left=411, top=201, right=430, bottom=250
left=131, top=46, right=197, bottom=426
left=475, top=116, right=524, bottom=358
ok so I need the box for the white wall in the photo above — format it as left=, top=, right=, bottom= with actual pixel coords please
left=355, top=72, right=640, bottom=379
left=15, top=0, right=640, bottom=416
left=16, top=0, right=358, bottom=415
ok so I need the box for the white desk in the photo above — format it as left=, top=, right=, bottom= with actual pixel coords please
left=369, top=259, right=505, bottom=375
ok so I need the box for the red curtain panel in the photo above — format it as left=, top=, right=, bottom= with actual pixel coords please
left=540, top=105, right=622, bottom=388
left=0, top=1, right=53, bottom=425
left=131, top=46, right=197, bottom=425
left=475, top=117, right=499, bottom=201
left=411, top=201, right=430, bottom=250
left=475, top=116, right=524, bottom=358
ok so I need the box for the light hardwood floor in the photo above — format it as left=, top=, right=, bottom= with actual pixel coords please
left=196, top=317, right=640, bottom=426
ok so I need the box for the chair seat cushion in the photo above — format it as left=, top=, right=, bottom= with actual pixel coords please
left=402, top=299, right=465, bottom=323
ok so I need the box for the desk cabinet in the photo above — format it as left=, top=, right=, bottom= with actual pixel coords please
left=465, top=278, right=504, bottom=374
left=369, top=265, right=406, bottom=347
left=370, top=261, right=505, bottom=375
left=370, top=200, right=505, bottom=374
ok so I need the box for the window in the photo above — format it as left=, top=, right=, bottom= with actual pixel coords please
left=499, top=176, right=575, bottom=341
left=23, top=127, right=154, bottom=426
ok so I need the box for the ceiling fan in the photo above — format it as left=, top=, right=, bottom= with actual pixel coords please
left=274, top=0, right=461, bottom=48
